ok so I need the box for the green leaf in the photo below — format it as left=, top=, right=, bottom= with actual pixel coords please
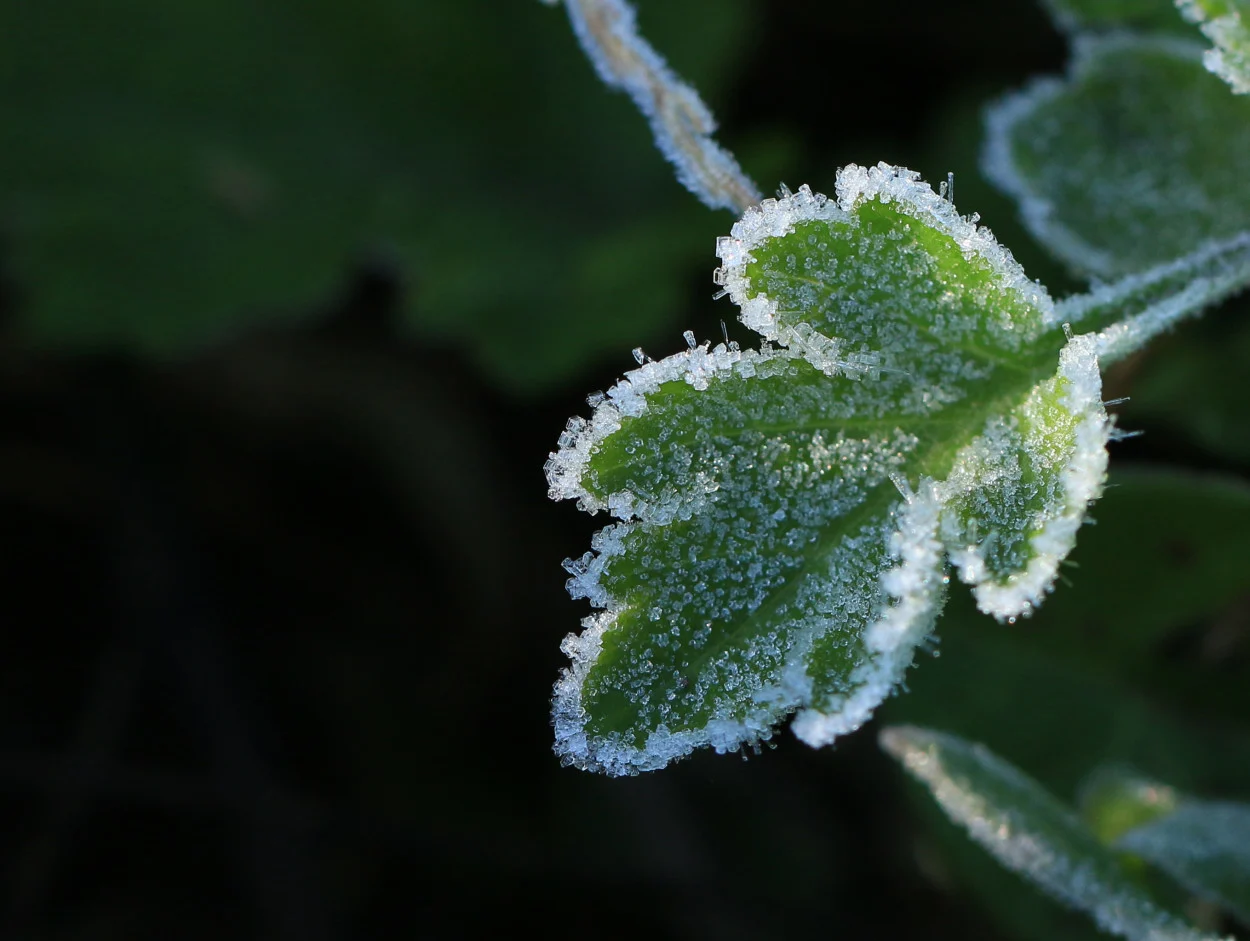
left=984, top=34, right=1250, bottom=278
left=880, top=725, right=1223, bottom=941
left=1178, top=0, right=1250, bottom=94
left=0, top=0, right=753, bottom=390
left=547, top=165, right=1124, bottom=774
left=1120, top=798, right=1250, bottom=926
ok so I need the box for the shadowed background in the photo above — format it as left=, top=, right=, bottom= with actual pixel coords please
left=0, top=1, right=1247, bottom=938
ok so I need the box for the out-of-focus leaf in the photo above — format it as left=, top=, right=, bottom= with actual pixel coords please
left=983, top=34, right=1250, bottom=278
left=880, top=726, right=1220, bottom=941
left=1079, top=766, right=1182, bottom=845
left=1120, top=798, right=1250, bottom=926
left=0, top=0, right=755, bottom=390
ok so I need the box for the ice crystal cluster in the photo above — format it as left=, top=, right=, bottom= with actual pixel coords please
left=1178, top=0, right=1250, bottom=94
left=545, top=164, right=1133, bottom=775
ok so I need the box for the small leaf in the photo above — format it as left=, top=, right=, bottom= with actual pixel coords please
left=984, top=34, right=1250, bottom=278
left=548, top=165, right=1123, bottom=774
left=880, top=725, right=1224, bottom=941
left=1120, top=799, right=1250, bottom=926
left=1177, top=0, right=1250, bottom=94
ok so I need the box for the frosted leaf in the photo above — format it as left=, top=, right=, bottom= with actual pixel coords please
left=1119, top=799, right=1250, bottom=926
left=547, top=165, right=1141, bottom=775
left=1178, top=0, right=1250, bottom=93
left=880, top=726, right=1227, bottom=941
left=940, top=335, right=1110, bottom=621
left=543, top=0, right=760, bottom=212
left=984, top=35, right=1250, bottom=278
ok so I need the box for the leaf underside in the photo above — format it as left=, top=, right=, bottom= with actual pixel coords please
left=548, top=164, right=1114, bottom=775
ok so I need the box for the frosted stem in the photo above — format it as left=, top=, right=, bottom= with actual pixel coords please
left=1056, top=231, right=1250, bottom=364
left=542, top=0, right=761, bottom=213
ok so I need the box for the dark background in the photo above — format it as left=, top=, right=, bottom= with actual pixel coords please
left=0, top=1, right=1247, bottom=939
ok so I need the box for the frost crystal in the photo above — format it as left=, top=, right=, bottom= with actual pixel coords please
left=1177, top=0, right=1250, bottom=94
left=548, top=165, right=1131, bottom=775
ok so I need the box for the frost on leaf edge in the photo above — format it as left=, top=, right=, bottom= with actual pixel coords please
left=551, top=474, right=950, bottom=773
left=544, top=342, right=799, bottom=521
left=713, top=162, right=1057, bottom=365
left=982, top=32, right=1212, bottom=279
left=947, top=334, right=1110, bottom=621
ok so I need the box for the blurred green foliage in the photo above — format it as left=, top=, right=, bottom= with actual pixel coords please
left=0, top=0, right=777, bottom=391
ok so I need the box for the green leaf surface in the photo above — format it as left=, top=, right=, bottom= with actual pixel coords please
left=984, top=34, right=1250, bottom=279
left=1120, top=798, right=1250, bottom=926
left=880, top=725, right=1223, bottom=941
left=0, top=0, right=752, bottom=390
left=1178, top=0, right=1250, bottom=93
left=547, top=165, right=1121, bottom=775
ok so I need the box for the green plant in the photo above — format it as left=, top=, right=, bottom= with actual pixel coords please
left=542, top=0, right=1250, bottom=937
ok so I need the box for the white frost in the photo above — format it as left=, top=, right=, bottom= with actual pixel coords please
left=542, top=0, right=761, bottom=212
left=791, top=479, right=947, bottom=746
left=944, top=334, right=1110, bottom=620
left=1177, top=0, right=1250, bottom=94
left=1058, top=232, right=1250, bottom=364
left=714, top=165, right=1055, bottom=364
left=544, top=341, right=790, bottom=519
